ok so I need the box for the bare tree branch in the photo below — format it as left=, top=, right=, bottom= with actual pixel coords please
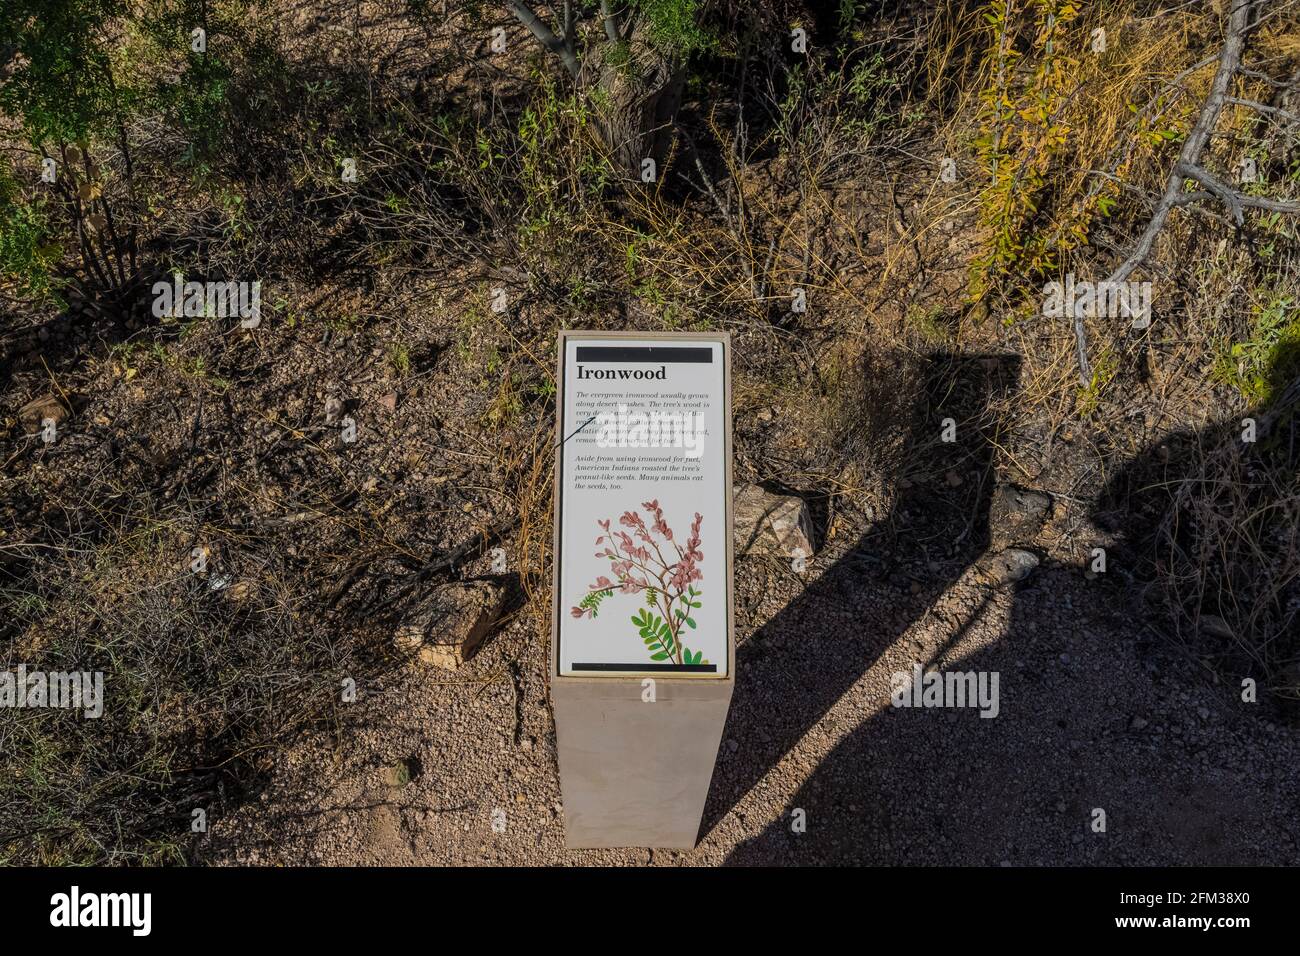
left=1177, top=162, right=1300, bottom=219
left=1237, top=66, right=1297, bottom=88
left=1074, top=0, right=1252, bottom=385
left=507, top=0, right=579, bottom=79
left=1225, top=95, right=1300, bottom=121
left=600, top=0, right=622, bottom=45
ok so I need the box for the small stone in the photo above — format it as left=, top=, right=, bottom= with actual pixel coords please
left=733, top=483, right=816, bottom=559
left=18, top=393, right=67, bottom=434
left=978, top=548, right=1040, bottom=586
left=378, top=392, right=397, bottom=413
left=400, top=579, right=508, bottom=669
left=1129, top=715, right=1148, bottom=731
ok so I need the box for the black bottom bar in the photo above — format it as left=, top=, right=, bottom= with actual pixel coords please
left=571, top=662, right=718, bottom=673
left=5, top=866, right=1284, bottom=940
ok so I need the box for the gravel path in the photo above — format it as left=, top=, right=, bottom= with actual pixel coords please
left=205, top=534, right=1300, bottom=865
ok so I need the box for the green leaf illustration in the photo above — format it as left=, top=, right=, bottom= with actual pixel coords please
left=579, top=587, right=614, bottom=617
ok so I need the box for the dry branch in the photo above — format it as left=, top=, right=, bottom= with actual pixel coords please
left=1071, top=0, right=1274, bottom=390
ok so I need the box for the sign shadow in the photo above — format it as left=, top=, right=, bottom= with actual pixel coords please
left=700, top=352, right=1020, bottom=844
left=712, top=368, right=1300, bottom=864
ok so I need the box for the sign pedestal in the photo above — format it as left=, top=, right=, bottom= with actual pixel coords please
left=549, top=331, right=734, bottom=850
left=551, top=678, right=733, bottom=849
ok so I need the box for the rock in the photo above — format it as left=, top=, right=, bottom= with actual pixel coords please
left=393, top=623, right=424, bottom=652
left=18, top=393, right=67, bottom=434
left=395, top=579, right=507, bottom=669
left=988, top=484, right=1053, bottom=548
left=734, top=483, right=815, bottom=559
left=978, top=547, right=1040, bottom=586
left=225, top=580, right=255, bottom=603
left=323, top=396, right=344, bottom=424
left=1129, top=715, right=1148, bottom=731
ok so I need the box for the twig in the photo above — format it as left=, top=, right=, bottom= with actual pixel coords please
left=1225, top=95, right=1300, bottom=121
left=1177, top=162, right=1300, bottom=223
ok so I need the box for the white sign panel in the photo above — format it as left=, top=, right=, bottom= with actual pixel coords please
left=557, top=336, right=729, bottom=678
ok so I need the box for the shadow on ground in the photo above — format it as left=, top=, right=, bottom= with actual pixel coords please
left=706, top=355, right=1300, bottom=865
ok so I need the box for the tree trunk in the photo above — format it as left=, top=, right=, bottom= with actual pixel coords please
left=587, top=25, right=685, bottom=182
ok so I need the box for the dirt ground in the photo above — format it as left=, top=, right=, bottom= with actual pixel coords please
left=203, top=476, right=1300, bottom=866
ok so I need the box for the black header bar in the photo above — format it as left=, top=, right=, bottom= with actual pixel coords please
left=575, top=346, right=713, bottom=363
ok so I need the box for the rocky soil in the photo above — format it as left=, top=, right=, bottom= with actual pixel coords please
left=203, top=478, right=1300, bottom=865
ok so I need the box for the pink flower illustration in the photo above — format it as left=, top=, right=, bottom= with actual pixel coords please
left=571, top=505, right=708, bottom=666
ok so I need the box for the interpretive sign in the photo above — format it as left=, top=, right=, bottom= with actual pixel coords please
left=549, top=331, right=734, bottom=849
left=556, top=335, right=730, bottom=677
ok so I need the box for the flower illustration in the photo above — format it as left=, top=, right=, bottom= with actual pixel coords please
left=571, top=504, right=708, bottom=666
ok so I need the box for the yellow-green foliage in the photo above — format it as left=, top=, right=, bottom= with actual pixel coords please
left=968, top=0, right=1218, bottom=312
left=971, top=0, right=1082, bottom=298
left=1076, top=341, right=1117, bottom=418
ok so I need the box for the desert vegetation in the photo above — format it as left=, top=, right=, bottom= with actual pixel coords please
left=1, top=0, right=1297, bottom=864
